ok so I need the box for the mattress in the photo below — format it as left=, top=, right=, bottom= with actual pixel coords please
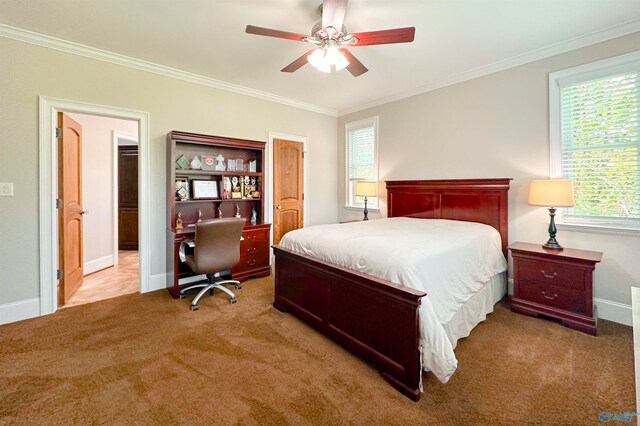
left=278, top=217, right=508, bottom=383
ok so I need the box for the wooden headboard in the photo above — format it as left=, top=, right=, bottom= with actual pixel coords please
left=386, top=178, right=512, bottom=255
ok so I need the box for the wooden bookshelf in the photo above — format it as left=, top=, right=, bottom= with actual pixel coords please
left=166, top=131, right=271, bottom=297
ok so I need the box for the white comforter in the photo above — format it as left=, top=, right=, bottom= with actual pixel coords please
left=278, top=217, right=507, bottom=383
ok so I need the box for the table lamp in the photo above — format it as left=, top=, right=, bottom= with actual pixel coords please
left=528, top=179, right=575, bottom=250
left=355, top=181, right=377, bottom=221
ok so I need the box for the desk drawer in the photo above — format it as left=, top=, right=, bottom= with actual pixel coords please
left=518, top=258, right=585, bottom=291
left=242, top=228, right=269, bottom=245
left=239, top=247, right=269, bottom=269
left=233, top=226, right=270, bottom=276
left=518, top=280, right=586, bottom=315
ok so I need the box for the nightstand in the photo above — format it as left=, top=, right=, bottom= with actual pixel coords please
left=509, top=242, right=602, bottom=336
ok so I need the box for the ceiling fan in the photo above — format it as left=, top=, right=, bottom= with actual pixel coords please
left=245, top=0, right=415, bottom=77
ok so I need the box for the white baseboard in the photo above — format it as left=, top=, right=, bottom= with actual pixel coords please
left=595, top=297, right=632, bottom=326
left=149, top=273, right=209, bottom=293
left=0, top=298, right=40, bottom=325
left=84, top=254, right=114, bottom=275
left=508, top=278, right=631, bottom=326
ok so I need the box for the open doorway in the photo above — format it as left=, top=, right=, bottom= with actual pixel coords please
left=59, top=112, right=140, bottom=308
left=39, top=97, right=150, bottom=317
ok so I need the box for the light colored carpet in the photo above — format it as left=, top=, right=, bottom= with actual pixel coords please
left=0, top=276, right=634, bottom=425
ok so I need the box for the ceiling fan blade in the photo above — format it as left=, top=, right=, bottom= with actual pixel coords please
left=281, top=50, right=316, bottom=73
left=245, top=25, right=308, bottom=42
left=322, top=0, right=348, bottom=34
left=340, top=49, right=368, bottom=77
left=350, top=27, right=415, bottom=47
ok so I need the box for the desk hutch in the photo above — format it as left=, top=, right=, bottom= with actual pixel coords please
left=166, top=131, right=271, bottom=297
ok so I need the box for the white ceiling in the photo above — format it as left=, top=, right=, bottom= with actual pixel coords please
left=1, top=0, right=640, bottom=114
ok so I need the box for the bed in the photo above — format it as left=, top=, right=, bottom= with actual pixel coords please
left=272, top=178, right=511, bottom=400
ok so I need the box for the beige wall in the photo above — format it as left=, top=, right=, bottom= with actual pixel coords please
left=0, top=37, right=337, bottom=305
left=67, top=113, right=138, bottom=274
left=338, top=32, right=640, bottom=308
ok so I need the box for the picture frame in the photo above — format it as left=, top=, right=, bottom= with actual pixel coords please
left=175, top=177, right=189, bottom=200
left=191, top=179, right=220, bottom=199
left=236, top=158, right=244, bottom=172
left=227, top=159, right=236, bottom=172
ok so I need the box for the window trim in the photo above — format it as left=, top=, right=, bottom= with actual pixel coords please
left=549, top=50, right=640, bottom=233
left=345, top=116, right=379, bottom=209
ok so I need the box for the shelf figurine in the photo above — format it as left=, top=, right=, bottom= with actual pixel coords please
left=235, top=203, right=241, bottom=218
left=190, top=155, right=202, bottom=170
left=176, top=212, right=183, bottom=231
left=218, top=207, right=222, bottom=218
left=251, top=208, right=257, bottom=225
left=215, top=154, right=226, bottom=171
left=197, top=208, right=203, bottom=222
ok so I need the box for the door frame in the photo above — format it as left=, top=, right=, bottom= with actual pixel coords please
left=112, top=131, right=138, bottom=267
left=266, top=132, right=308, bottom=249
left=39, top=96, right=151, bottom=315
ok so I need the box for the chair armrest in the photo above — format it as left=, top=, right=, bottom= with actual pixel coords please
left=179, top=240, right=195, bottom=262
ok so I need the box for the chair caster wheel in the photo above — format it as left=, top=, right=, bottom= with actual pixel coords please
left=230, top=298, right=237, bottom=304
left=191, top=305, right=199, bottom=311
left=179, top=294, right=186, bottom=299
left=235, top=284, right=242, bottom=290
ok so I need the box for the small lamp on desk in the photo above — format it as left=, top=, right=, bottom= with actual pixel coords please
left=355, top=180, right=377, bottom=221
left=528, top=179, right=575, bottom=250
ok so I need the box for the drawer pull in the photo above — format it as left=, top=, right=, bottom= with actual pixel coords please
left=247, top=260, right=256, bottom=266
left=247, top=247, right=257, bottom=254
left=541, top=290, right=558, bottom=300
left=248, top=236, right=257, bottom=242
left=540, top=270, right=558, bottom=279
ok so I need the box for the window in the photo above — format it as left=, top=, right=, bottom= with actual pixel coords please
left=345, top=117, right=378, bottom=208
left=550, top=52, right=640, bottom=230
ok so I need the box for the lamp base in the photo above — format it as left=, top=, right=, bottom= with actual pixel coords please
left=362, top=197, right=369, bottom=221
left=543, top=207, right=562, bottom=250
left=542, top=239, right=563, bottom=250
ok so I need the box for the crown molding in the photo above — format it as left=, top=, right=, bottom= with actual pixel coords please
left=2, top=18, right=639, bottom=119
left=0, top=24, right=338, bottom=117
left=338, top=18, right=640, bottom=116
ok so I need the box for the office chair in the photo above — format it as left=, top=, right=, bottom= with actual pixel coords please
left=178, top=218, right=245, bottom=311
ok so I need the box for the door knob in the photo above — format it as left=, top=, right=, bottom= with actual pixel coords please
left=81, top=210, right=88, bottom=215
left=276, top=205, right=282, bottom=210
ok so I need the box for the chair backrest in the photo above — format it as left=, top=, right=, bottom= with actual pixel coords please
left=193, top=218, right=245, bottom=274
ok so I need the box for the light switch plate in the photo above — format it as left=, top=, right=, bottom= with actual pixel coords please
left=0, top=182, right=14, bottom=196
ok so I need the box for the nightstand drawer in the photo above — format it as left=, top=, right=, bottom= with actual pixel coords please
left=518, top=259, right=585, bottom=291
left=518, top=280, right=586, bottom=315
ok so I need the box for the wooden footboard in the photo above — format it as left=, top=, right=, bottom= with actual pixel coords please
left=273, top=246, right=426, bottom=400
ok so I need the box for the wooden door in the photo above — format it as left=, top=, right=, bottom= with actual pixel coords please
left=273, top=139, right=304, bottom=245
left=118, top=146, right=139, bottom=250
left=58, top=112, right=84, bottom=306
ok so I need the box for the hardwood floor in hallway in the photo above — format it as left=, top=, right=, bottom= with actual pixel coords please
left=64, top=250, right=139, bottom=308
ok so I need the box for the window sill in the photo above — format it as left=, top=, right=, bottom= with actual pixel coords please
left=343, top=205, right=380, bottom=213
left=557, top=222, right=640, bottom=237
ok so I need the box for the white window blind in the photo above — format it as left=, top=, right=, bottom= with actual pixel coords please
left=555, top=59, right=640, bottom=229
left=346, top=117, right=378, bottom=208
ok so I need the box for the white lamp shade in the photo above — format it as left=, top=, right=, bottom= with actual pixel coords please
left=528, top=179, right=575, bottom=207
left=355, top=181, right=377, bottom=197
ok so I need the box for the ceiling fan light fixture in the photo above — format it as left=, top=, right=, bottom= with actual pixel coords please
left=307, top=45, right=349, bottom=73
left=307, top=48, right=330, bottom=72
left=327, top=45, right=349, bottom=71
